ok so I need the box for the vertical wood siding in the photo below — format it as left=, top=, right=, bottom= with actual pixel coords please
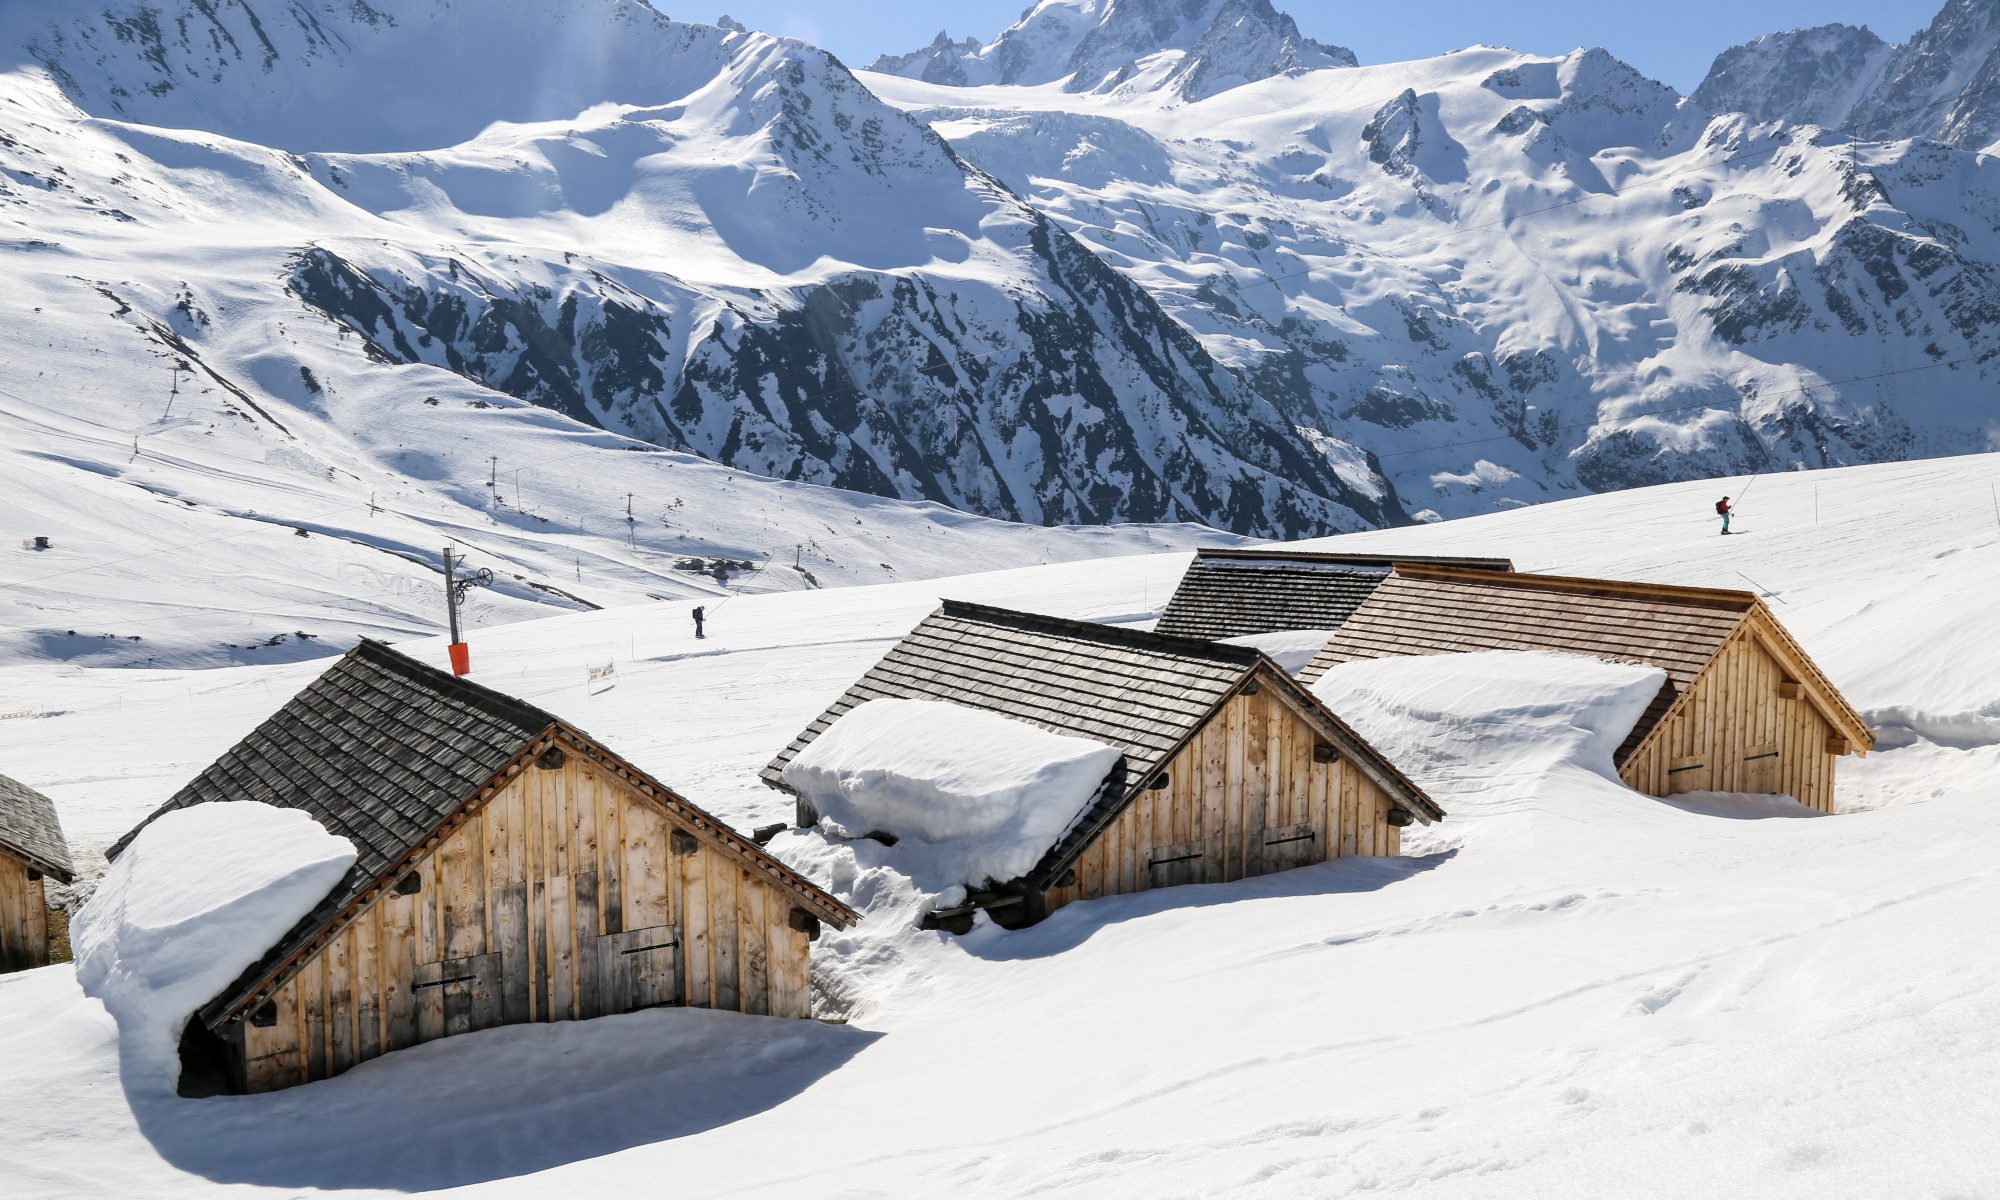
left=1041, top=686, right=1401, bottom=915
left=234, top=749, right=816, bottom=1092
left=1620, top=628, right=1842, bottom=812
left=0, top=852, right=50, bottom=973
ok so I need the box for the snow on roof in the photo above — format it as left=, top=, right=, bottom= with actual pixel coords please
left=71, top=801, right=357, bottom=1092
left=1219, top=628, right=1341, bottom=676
left=765, top=598, right=1439, bottom=881
left=1308, top=650, right=1668, bottom=794
left=781, top=698, right=1123, bottom=889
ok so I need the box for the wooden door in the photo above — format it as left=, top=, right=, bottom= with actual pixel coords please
left=1147, top=842, right=1204, bottom=889
left=1665, top=753, right=1712, bottom=795
left=413, top=952, right=502, bottom=1042
left=596, top=925, right=681, bottom=1012
left=1741, top=743, right=1781, bottom=795
left=1261, top=822, right=1318, bottom=874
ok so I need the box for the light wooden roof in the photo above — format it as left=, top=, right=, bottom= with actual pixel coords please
left=765, top=600, right=1438, bottom=886
left=0, top=772, right=73, bottom=884
left=1299, top=566, right=1872, bottom=764
left=1155, top=549, right=1514, bottom=642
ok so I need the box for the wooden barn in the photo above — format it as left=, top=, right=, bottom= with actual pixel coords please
left=1153, top=549, right=1514, bottom=641
left=1298, top=566, right=1875, bottom=811
left=763, top=600, right=1440, bottom=930
left=108, top=639, right=855, bottom=1094
left=0, top=772, right=74, bottom=973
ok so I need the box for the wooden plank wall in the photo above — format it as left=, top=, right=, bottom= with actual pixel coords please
left=1042, top=685, right=1400, bottom=915
left=0, top=852, right=49, bottom=973
left=1620, top=628, right=1840, bottom=812
left=235, top=749, right=816, bottom=1092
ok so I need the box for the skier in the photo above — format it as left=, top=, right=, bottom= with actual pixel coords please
left=692, top=605, right=706, bottom=639
left=1716, top=495, right=1733, bottom=535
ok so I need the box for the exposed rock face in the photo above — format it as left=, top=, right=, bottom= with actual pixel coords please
left=865, top=0, right=1355, bottom=100
left=1698, top=0, right=2000, bottom=150
left=1166, top=0, right=1355, bottom=101
left=0, top=0, right=1397, bottom=537
left=1692, top=25, right=1892, bottom=128
left=1851, top=0, right=2000, bottom=148
left=890, top=42, right=2000, bottom=516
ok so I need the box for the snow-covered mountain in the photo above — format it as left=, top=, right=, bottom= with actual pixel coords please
left=1690, top=24, right=1895, bottom=128
left=3, top=0, right=1316, bottom=668
left=0, top=0, right=1394, bottom=555
left=867, top=0, right=1355, bottom=100
left=866, top=41, right=2000, bottom=514
left=10, top=0, right=2000, bottom=667
left=1697, top=0, right=2000, bottom=150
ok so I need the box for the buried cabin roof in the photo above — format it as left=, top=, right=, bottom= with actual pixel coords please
left=110, top=638, right=854, bottom=1027
left=765, top=599, right=1438, bottom=886
left=0, top=772, right=74, bottom=883
left=1154, top=549, right=1515, bottom=641
left=1299, top=566, right=1874, bottom=764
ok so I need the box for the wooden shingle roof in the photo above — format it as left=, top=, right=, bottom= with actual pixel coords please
left=107, top=639, right=853, bottom=1026
left=107, top=638, right=557, bottom=874
left=0, top=772, right=74, bottom=883
left=1298, top=566, right=1870, bottom=764
left=1154, top=549, right=1514, bottom=641
left=765, top=600, right=1437, bottom=886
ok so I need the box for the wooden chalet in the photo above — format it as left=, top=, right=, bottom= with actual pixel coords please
left=108, top=639, right=855, bottom=1094
left=1298, top=566, right=1875, bottom=811
left=0, top=772, right=74, bottom=973
left=1153, top=549, right=1514, bottom=641
left=763, top=600, right=1441, bottom=930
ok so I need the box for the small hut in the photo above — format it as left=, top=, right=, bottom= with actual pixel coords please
left=0, top=773, right=74, bottom=973
left=1299, top=567, right=1875, bottom=810
left=109, top=639, right=855, bottom=1094
left=1153, top=549, right=1514, bottom=642
left=764, top=601, right=1440, bottom=930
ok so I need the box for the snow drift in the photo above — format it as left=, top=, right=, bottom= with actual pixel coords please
left=69, top=802, right=357, bottom=1090
left=780, top=698, right=1123, bottom=887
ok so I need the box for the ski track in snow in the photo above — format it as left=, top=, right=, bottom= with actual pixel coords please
left=0, top=454, right=1998, bottom=1196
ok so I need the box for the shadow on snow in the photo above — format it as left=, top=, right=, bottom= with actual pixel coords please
left=129, top=1005, right=879, bottom=1191
left=958, top=850, right=1458, bottom=963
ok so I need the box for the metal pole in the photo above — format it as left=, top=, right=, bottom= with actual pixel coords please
left=444, top=547, right=462, bottom=644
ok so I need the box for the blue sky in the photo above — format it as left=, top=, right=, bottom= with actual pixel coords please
left=691, top=1, right=1935, bottom=92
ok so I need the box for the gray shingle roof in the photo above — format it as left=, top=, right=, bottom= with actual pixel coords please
left=0, top=772, right=74, bottom=883
left=108, top=638, right=556, bottom=877
left=1154, top=549, right=1514, bottom=641
left=764, top=600, right=1436, bottom=885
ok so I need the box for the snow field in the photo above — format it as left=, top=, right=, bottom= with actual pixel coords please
left=0, top=453, right=1997, bottom=1196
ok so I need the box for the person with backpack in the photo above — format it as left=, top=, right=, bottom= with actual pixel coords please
left=1715, top=496, right=1733, bottom=535
left=692, top=605, right=706, bottom=639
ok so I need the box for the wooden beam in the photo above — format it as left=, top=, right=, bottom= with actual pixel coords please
left=1392, top=564, right=1757, bottom=609
left=1827, top=735, right=1851, bottom=756
left=1778, top=679, right=1802, bottom=700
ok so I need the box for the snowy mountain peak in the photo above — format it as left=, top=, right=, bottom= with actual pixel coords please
left=1691, top=24, right=1893, bottom=128
left=1699, top=0, right=2000, bottom=151
left=865, top=0, right=1354, bottom=100
left=3, top=0, right=767, bottom=154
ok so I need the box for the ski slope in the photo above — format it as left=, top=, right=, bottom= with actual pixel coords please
left=1, top=453, right=1998, bottom=1197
